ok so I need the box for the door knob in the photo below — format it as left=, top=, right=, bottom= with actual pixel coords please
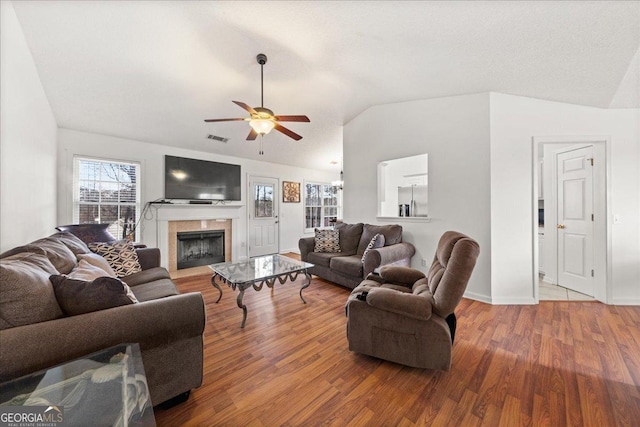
left=557, top=224, right=566, bottom=229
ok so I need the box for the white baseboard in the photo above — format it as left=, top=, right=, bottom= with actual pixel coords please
left=463, top=291, right=492, bottom=304
left=611, top=298, right=640, bottom=306
left=280, top=248, right=300, bottom=254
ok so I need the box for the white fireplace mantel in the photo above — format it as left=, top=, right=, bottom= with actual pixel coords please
left=154, top=204, right=245, bottom=269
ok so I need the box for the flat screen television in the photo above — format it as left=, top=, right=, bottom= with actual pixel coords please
left=164, top=155, right=241, bottom=201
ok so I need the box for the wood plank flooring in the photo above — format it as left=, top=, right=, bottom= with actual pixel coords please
left=154, top=267, right=640, bottom=426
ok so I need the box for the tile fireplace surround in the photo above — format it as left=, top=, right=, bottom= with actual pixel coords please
left=154, top=205, right=242, bottom=274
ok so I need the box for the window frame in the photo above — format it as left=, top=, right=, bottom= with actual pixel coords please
left=72, top=156, right=141, bottom=241
left=303, top=181, right=340, bottom=233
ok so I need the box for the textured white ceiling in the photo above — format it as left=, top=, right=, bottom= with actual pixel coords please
left=11, top=1, right=640, bottom=171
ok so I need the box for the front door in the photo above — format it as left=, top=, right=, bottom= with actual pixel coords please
left=249, top=176, right=279, bottom=257
left=556, top=146, right=594, bottom=296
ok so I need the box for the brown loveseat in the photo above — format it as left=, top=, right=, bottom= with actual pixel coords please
left=299, top=222, right=416, bottom=289
left=0, top=232, right=205, bottom=406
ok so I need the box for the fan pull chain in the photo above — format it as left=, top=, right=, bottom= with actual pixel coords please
left=259, top=135, right=264, bottom=155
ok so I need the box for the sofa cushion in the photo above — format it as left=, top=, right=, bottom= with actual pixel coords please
left=122, top=267, right=172, bottom=287
left=50, top=275, right=138, bottom=316
left=361, top=233, right=385, bottom=263
left=0, top=237, right=77, bottom=274
left=330, top=255, right=363, bottom=278
left=314, top=229, right=341, bottom=253
left=68, top=259, right=115, bottom=281
left=357, top=224, right=403, bottom=254
left=307, top=251, right=341, bottom=268
left=129, top=278, right=180, bottom=302
left=335, top=222, right=363, bottom=253
left=76, top=252, right=117, bottom=277
left=0, top=252, right=64, bottom=329
left=55, top=223, right=117, bottom=245
left=88, top=240, right=142, bottom=278
left=51, top=232, right=91, bottom=255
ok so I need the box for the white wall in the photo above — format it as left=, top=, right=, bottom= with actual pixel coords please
left=0, top=1, right=57, bottom=252
left=57, top=128, right=335, bottom=260
left=343, top=93, right=492, bottom=302
left=344, top=91, right=639, bottom=305
left=490, top=93, right=640, bottom=305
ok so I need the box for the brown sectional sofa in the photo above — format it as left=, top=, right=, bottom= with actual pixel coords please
left=0, top=232, right=205, bottom=406
left=299, top=222, right=416, bottom=289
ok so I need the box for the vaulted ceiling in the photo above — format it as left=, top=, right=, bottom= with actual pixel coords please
left=11, top=1, right=639, bottom=171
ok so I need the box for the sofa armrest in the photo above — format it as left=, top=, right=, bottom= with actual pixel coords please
left=362, top=242, right=416, bottom=277
left=136, top=247, right=160, bottom=270
left=0, top=292, right=205, bottom=382
left=298, top=236, right=315, bottom=261
left=378, top=266, right=426, bottom=286
left=366, top=287, right=433, bottom=321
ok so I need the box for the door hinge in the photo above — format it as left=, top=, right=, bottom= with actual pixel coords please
left=591, top=269, right=594, bottom=277
left=591, top=214, right=594, bottom=221
left=587, top=158, right=594, bottom=166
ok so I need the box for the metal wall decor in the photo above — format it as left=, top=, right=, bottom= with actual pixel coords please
left=282, top=181, right=301, bottom=203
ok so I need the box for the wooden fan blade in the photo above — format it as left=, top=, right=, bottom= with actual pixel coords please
left=274, top=115, right=310, bottom=122
left=247, top=129, right=258, bottom=141
left=204, top=118, right=246, bottom=122
left=232, top=101, right=258, bottom=115
left=274, top=123, right=303, bottom=141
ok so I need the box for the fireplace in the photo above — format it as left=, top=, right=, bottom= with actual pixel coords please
left=176, top=230, right=225, bottom=269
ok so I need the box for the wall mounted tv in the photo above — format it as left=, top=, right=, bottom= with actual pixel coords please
left=164, top=155, right=241, bottom=201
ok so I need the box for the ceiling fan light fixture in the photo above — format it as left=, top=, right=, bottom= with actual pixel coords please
left=249, top=118, right=275, bottom=135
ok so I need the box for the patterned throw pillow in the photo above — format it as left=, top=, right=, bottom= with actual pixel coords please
left=314, top=229, right=341, bottom=253
left=361, top=233, right=385, bottom=263
left=87, top=240, right=142, bottom=278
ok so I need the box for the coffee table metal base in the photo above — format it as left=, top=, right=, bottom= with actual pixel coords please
left=211, top=270, right=312, bottom=328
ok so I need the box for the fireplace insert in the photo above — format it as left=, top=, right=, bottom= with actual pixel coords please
left=176, top=230, right=225, bottom=269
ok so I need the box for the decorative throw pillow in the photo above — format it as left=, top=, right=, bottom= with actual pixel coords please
left=313, top=228, right=341, bottom=253
left=68, top=259, right=116, bottom=281
left=76, top=252, right=118, bottom=277
left=49, top=275, right=138, bottom=316
left=87, top=240, right=142, bottom=278
left=361, top=233, right=385, bottom=263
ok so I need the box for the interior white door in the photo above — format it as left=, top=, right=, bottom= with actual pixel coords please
left=556, top=146, right=594, bottom=296
left=249, top=177, right=279, bottom=257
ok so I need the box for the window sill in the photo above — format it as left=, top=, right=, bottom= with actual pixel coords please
left=376, top=216, right=432, bottom=223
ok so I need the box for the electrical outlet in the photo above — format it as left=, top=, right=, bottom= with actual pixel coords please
left=241, top=241, right=246, bottom=248
left=421, top=259, right=428, bottom=267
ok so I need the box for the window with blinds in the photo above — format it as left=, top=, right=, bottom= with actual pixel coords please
left=73, top=157, right=141, bottom=241
left=304, top=182, right=339, bottom=232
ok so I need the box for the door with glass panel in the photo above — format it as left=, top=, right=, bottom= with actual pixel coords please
left=249, top=177, right=279, bottom=257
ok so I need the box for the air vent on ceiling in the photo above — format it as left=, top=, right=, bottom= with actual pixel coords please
left=207, top=134, right=229, bottom=143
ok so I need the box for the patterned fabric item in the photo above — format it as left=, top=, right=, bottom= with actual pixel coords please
left=87, top=240, right=142, bottom=278
left=313, top=229, right=341, bottom=253
left=361, top=233, right=385, bottom=263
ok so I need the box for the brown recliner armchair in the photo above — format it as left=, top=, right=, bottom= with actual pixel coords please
left=345, top=231, right=480, bottom=370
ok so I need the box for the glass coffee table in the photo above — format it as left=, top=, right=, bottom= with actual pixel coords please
left=210, top=255, right=314, bottom=328
left=0, top=343, right=155, bottom=427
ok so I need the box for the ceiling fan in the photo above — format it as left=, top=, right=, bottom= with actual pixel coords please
left=204, top=53, right=310, bottom=145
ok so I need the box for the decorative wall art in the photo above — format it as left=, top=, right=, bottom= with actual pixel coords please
left=282, top=181, right=301, bottom=203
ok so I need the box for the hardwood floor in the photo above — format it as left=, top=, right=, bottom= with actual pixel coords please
left=154, top=269, right=640, bottom=426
